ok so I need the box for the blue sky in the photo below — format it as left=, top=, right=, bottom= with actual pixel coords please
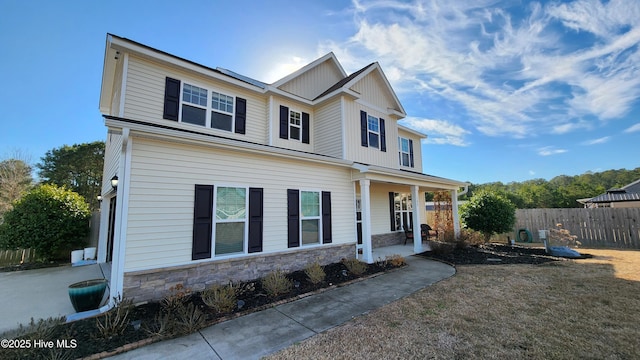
left=1, top=0, right=638, bottom=184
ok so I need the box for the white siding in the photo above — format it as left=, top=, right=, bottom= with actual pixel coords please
left=398, top=128, right=423, bottom=173
left=123, top=55, right=269, bottom=145
left=343, top=100, right=402, bottom=168
left=102, top=132, right=122, bottom=195
left=109, top=59, right=124, bottom=116
left=123, top=137, right=355, bottom=271
left=350, top=71, right=399, bottom=112
left=357, top=182, right=426, bottom=235
left=278, top=60, right=344, bottom=100
left=269, top=97, right=315, bottom=152
left=314, top=98, right=343, bottom=158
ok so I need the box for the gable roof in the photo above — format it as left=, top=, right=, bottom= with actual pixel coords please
left=586, top=178, right=640, bottom=203
left=314, top=62, right=406, bottom=117
left=271, top=52, right=347, bottom=88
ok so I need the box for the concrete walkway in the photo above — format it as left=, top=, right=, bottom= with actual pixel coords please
left=107, top=256, right=455, bottom=360
left=0, top=263, right=108, bottom=334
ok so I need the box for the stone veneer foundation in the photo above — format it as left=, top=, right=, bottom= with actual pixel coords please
left=371, top=232, right=405, bottom=248
left=123, top=243, right=354, bottom=303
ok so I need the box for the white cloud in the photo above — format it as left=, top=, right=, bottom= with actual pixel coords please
left=400, top=117, right=471, bottom=146
left=538, top=146, right=568, bottom=156
left=624, top=123, right=640, bottom=133
left=324, top=0, right=640, bottom=138
left=582, top=136, right=611, bottom=145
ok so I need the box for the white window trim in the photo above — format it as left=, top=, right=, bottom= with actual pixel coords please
left=367, top=115, right=380, bottom=149
left=178, top=81, right=236, bottom=132
left=289, top=109, right=302, bottom=141
left=393, top=192, right=413, bottom=232
left=299, top=189, right=323, bottom=247
left=399, top=137, right=412, bottom=168
left=212, top=185, right=249, bottom=258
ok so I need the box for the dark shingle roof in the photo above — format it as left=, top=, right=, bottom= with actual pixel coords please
left=313, top=63, right=376, bottom=100
left=587, top=178, right=640, bottom=203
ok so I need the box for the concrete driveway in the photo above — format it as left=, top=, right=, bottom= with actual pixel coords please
left=0, top=263, right=108, bottom=334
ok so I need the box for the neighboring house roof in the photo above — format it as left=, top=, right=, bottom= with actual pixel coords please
left=585, top=178, right=640, bottom=203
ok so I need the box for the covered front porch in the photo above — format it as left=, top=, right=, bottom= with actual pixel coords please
left=352, top=164, right=468, bottom=263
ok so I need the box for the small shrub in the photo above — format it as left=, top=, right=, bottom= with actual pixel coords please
left=385, top=254, right=406, bottom=267
left=430, top=241, right=455, bottom=255
left=342, top=258, right=368, bottom=276
left=173, top=302, right=206, bottom=335
left=304, top=261, right=326, bottom=285
left=549, top=223, right=581, bottom=247
left=96, top=296, right=133, bottom=339
left=143, top=312, right=172, bottom=338
left=262, top=269, right=292, bottom=297
left=202, top=284, right=237, bottom=314
left=162, top=283, right=191, bottom=312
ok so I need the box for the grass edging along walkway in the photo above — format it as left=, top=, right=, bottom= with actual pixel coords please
left=266, top=247, right=640, bottom=360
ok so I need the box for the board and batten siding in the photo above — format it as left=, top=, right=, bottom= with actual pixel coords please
left=123, top=137, right=355, bottom=272
left=278, top=60, right=345, bottom=100
left=349, top=71, right=398, bottom=112
left=313, top=98, right=343, bottom=158
left=122, top=55, right=268, bottom=144
left=343, top=100, right=401, bottom=168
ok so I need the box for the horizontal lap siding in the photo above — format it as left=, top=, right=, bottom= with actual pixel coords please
left=102, top=133, right=122, bottom=195
left=344, top=101, right=400, bottom=168
left=270, top=98, right=314, bottom=152
left=398, top=128, right=423, bottom=173
left=124, top=55, right=268, bottom=144
left=124, top=137, right=355, bottom=271
left=314, top=99, right=343, bottom=158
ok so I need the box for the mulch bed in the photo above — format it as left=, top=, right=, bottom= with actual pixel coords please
left=418, top=242, right=592, bottom=266
left=1, top=259, right=401, bottom=360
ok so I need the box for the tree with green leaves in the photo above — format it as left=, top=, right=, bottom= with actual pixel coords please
left=0, top=156, right=33, bottom=219
left=0, top=184, right=91, bottom=261
left=460, top=190, right=516, bottom=242
left=37, top=141, right=104, bottom=210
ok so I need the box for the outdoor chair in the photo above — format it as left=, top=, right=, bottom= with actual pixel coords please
left=403, top=226, right=414, bottom=245
left=421, top=224, right=438, bottom=241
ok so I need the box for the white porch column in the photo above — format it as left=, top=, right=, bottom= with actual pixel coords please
left=359, top=179, right=373, bottom=263
left=452, top=189, right=461, bottom=238
left=411, top=185, right=423, bottom=253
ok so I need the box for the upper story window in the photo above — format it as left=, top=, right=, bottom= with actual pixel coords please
left=289, top=110, right=302, bottom=141
left=398, top=137, right=414, bottom=168
left=163, top=77, right=247, bottom=135
left=360, top=110, right=386, bottom=152
left=367, top=115, right=380, bottom=149
left=279, top=105, right=310, bottom=144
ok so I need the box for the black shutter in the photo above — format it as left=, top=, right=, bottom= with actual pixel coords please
left=389, top=192, right=396, bottom=231
left=409, top=139, right=414, bottom=168
left=163, top=77, right=181, bottom=121
left=302, top=112, right=310, bottom=144
left=360, top=110, right=368, bottom=147
left=235, top=97, right=247, bottom=134
left=279, top=105, right=289, bottom=139
left=287, top=189, right=300, bottom=248
left=192, top=185, right=213, bottom=260
left=380, top=118, right=386, bottom=152
left=322, top=191, right=332, bottom=244
left=248, top=187, right=263, bottom=253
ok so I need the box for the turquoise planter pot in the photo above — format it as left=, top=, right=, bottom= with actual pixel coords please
left=68, top=279, right=108, bottom=312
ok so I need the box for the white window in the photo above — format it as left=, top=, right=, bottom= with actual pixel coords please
left=300, top=191, right=320, bottom=245
left=180, top=83, right=235, bottom=131
left=214, top=187, right=246, bottom=255
left=392, top=192, right=412, bottom=231
left=399, top=137, right=412, bottom=167
left=367, top=115, right=380, bottom=149
left=289, top=110, right=301, bottom=141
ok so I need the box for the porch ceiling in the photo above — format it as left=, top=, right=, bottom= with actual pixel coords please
left=350, top=164, right=467, bottom=192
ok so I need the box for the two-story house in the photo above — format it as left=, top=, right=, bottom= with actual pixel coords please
left=97, top=34, right=467, bottom=303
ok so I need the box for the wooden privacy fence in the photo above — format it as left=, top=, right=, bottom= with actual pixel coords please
left=515, top=208, right=640, bottom=249
left=0, top=248, right=37, bottom=266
